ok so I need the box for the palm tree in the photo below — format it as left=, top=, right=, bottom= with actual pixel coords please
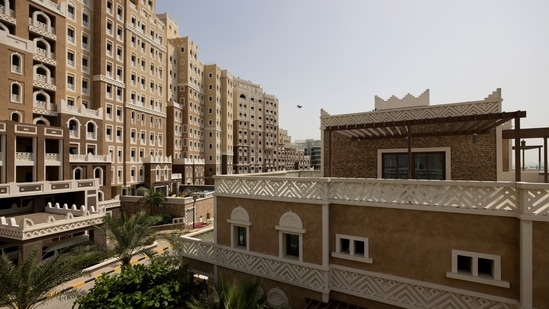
left=0, top=249, right=85, bottom=309
left=187, top=275, right=267, bottom=309
left=102, top=211, right=161, bottom=267
left=138, top=189, right=167, bottom=215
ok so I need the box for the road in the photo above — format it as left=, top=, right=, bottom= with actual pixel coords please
left=33, top=239, right=173, bottom=309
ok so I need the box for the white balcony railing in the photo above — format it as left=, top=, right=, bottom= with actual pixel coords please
left=11, top=65, right=21, bottom=73
left=15, top=152, right=33, bottom=161
left=215, top=175, right=549, bottom=218
left=86, top=132, right=96, bottom=140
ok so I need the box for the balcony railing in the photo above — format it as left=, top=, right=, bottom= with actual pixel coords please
left=15, top=152, right=34, bottom=161
left=86, top=132, right=96, bottom=140
left=215, top=175, right=549, bottom=218
left=0, top=5, right=15, bottom=17
left=11, top=65, right=21, bottom=74
left=34, top=100, right=56, bottom=111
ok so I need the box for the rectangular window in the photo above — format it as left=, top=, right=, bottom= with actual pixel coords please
left=332, top=234, right=372, bottom=263
left=285, top=234, right=299, bottom=257
left=382, top=152, right=445, bottom=180
left=237, top=226, right=246, bottom=247
left=446, top=250, right=509, bottom=288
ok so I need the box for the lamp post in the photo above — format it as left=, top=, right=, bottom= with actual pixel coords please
left=192, top=195, right=197, bottom=229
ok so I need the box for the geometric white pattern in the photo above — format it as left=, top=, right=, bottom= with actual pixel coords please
left=216, top=176, right=549, bottom=219
left=320, top=100, right=501, bottom=129
left=181, top=238, right=520, bottom=308
left=330, top=265, right=518, bottom=308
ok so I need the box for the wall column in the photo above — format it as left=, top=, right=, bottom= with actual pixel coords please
left=520, top=219, right=533, bottom=309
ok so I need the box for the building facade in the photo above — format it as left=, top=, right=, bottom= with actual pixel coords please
left=181, top=89, right=549, bottom=309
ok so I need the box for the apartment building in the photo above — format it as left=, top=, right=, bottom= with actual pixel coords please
left=0, top=0, right=122, bottom=261
left=181, top=89, right=549, bottom=308
left=233, top=78, right=279, bottom=174
left=277, top=129, right=311, bottom=171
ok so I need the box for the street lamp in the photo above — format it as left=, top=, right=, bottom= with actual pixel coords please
left=192, top=195, right=197, bottom=229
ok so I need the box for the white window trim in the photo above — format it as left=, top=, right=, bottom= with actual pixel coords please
left=331, top=234, right=373, bottom=264
left=227, top=207, right=251, bottom=250
left=275, top=211, right=305, bottom=262
left=446, top=249, right=510, bottom=288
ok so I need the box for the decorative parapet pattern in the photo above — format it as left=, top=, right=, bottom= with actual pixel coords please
left=215, top=175, right=549, bottom=219
left=181, top=238, right=329, bottom=293
left=0, top=179, right=99, bottom=198
left=45, top=202, right=100, bottom=217
left=181, top=239, right=518, bottom=308
left=0, top=207, right=106, bottom=240
left=99, top=197, right=121, bottom=209
left=143, top=155, right=172, bottom=164
left=330, top=265, right=518, bottom=308
left=69, top=153, right=112, bottom=163
left=375, top=89, right=430, bottom=111
left=321, top=98, right=502, bottom=129
left=215, top=176, right=328, bottom=202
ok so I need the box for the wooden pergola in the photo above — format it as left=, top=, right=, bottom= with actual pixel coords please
left=324, top=111, right=538, bottom=181
left=503, top=127, right=549, bottom=183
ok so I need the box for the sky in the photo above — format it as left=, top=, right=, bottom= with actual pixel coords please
left=156, top=0, right=549, bottom=165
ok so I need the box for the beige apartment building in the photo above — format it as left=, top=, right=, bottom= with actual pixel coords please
left=277, top=128, right=311, bottom=171
left=181, top=89, right=549, bottom=309
left=233, top=78, right=280, bottom=174
left=0, top=0, right=306, bottom=260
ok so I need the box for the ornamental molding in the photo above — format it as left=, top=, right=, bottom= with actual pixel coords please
left=93, top=75, right=126, bottom=88
left=181, top=239, right=519, bottom=309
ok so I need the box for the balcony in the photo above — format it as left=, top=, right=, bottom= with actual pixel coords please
left=33, top=100, right=57, bottom=116
left=15, top=152, right=34, bottom=165
left=10, top=94, right=20, bottom=103
left=28, top=18, right=56, bottom=40
left=44, top=153, right=61, bottom=164
left=86, top=132, right=96, bottom=140
left=0, top=5, right=15, bottom=18
left=33, top=74, right=56, bottom=91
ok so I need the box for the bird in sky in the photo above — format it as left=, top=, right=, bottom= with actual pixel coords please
left=297, top=105, right=302, bottom=108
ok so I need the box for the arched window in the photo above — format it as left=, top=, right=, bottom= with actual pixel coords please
left=228, top=206, right=251, bottom=250
left=97, top=191, right=104, bottom=201
left=33, top=38, right=52, bottom=58
left=86, top=121, right=96, bottom=139
left=94, top=167, right=104, bottom=185
left=34, top=64, right=51, bottom=83
left=10, top=112, right=21, bottom=122
left=33, top=116, right=50, bottom=125
left=73, top=167, right=83, bottom=180
left=11, top=53, right=22, bottom=74
left=276, top=211, right=305, bottom=262
left=10, top=82, right=21, bottom=103
left=32, top=11, right=52, bottom=32
left=68, top=118, right=80, bottom=138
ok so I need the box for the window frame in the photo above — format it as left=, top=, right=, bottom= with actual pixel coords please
left=446, top=249, right=509, bottom=288
left=331, top=234, right=373, bottom=263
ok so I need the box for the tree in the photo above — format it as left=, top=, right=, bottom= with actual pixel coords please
left=74, top=258, right=206, bottom=309
left=187, top=275, right=267, bottom=309
left=102, top=211, right=161, bottom=267
left=138, top=189, right=167, bottom=215
left=0, top=249, right=85, bottom=309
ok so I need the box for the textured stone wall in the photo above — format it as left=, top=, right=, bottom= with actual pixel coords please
left=323, top=127, right=498, bottom=181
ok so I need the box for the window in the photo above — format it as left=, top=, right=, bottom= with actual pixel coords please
left=67, top=75, right=75, bottom=90
left=67, top=28, right=75, bottom=43
left=228, top=207, right=251, bottom=250
left=11, top=54, right=22, bottom=74
left=10, top=83, right=22, bottom=103
left=276, top=211, right=305, bottom=261
left=67, top=51, right=75, bottom=67
left=67, top=4, right=75, bottom=19
left=381, top=151, right=445, bottom=180
left=446, top=250, right=509, bottom=288
left=82, top=35, right=89, bottom=49
left=331, top=234, right=372, bottom=263
left=82, top=12, right=89, bottom=27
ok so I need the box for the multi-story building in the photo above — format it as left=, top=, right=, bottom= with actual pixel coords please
left=296, top=139, right=321, bottom=170
left=0, top=0, right=294, bottom=261
left=181, top=89, right=549, bottom=308
left=277, top=129, right=311, bottom=171
left=233, top=78, right=279, bottom=174
left=0, top=0, right=122, bottom=261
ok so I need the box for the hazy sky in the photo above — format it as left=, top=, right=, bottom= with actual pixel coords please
left=156, top=0, right=548, bottom=163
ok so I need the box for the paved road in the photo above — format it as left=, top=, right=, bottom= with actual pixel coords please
left=33, top=239, right=173, bottom=309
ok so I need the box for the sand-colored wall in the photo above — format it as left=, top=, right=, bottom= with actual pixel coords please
left=216, top=196, right=324, bottom=265
left=329, top=204, right=520, bottom=299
